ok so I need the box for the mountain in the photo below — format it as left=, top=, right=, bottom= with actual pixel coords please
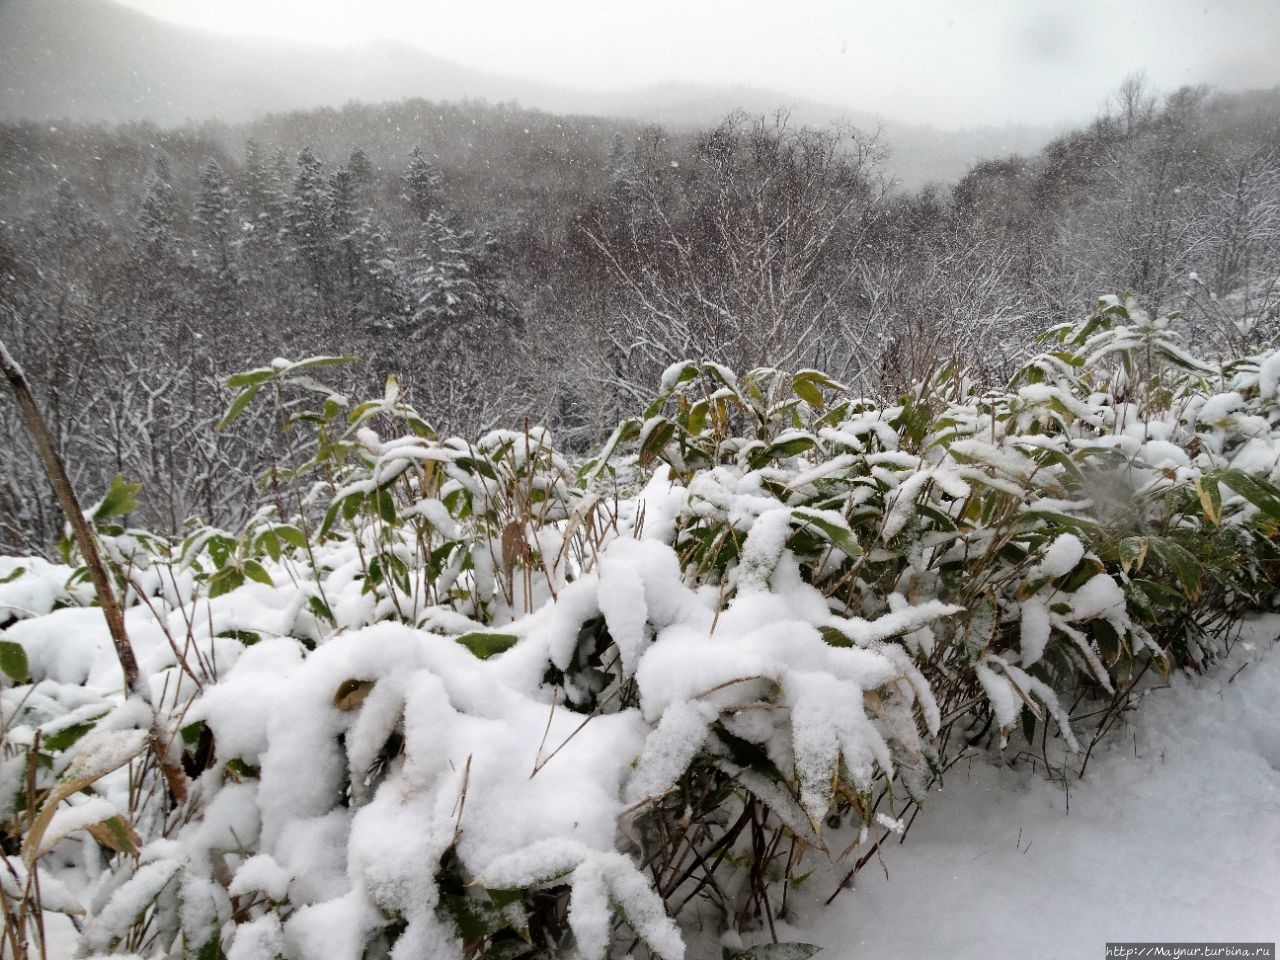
left=0, top=0, right=590, bottom=124
left=0, top=0, right=1055, bottom=186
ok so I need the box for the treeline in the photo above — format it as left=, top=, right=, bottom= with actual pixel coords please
left=2, top=79, right=1279, bottom=553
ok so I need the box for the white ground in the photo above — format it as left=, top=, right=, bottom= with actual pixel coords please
left=769, top=617, right=1280, bottom=959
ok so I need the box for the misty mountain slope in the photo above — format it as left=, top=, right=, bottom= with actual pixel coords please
left=0, top=0, right=1054, bottom=186
left=0, top=0, right=582, bottom=125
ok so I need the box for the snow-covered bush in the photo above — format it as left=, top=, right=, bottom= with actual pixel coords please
left=2, top=296, right=1280, bottom=959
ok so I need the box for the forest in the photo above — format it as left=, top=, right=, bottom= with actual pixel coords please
left=4, top=79, right=1279, bottom=555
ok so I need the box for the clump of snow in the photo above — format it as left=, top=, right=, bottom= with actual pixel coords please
left=228, top=855, right=290, bottom=903
left=1028, top=533, right=1084, bottom=580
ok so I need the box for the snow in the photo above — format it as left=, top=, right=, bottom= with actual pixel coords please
left=82, top=859, right=183, bottom=954
left=1028, top=532, right=1084, bottom=580
left=7, top=323, right=1280, bottom=959
left=29, top=797, right=124, bottom=861
left=973, top=661, right=1021, bottom=732
left=1067, top=573, right=1127, bottom=622
left=61, top=727, right=149, bottom=783
left=786, top=669, right=893, bottom=819
left=625, top=698, right=717, bottom=804
left=1018, top=598, right=1052, bottom=666
left=0, top=556, right=75, bottom=622
left=782, top=623, right=1280, bottom=959
left=228, top=854, right=290, bottom=902
left=1260, top=352, right=1280, bottom=400
left=225, top=915, right=284, bottom=960
left=191, top=638, right=305, bottom=765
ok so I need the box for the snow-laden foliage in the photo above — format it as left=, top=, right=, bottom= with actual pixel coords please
left=3, top=297, right=1280, bottom=959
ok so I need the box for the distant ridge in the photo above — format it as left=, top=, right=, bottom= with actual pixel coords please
left=0, top=0, right=1056, bottom=186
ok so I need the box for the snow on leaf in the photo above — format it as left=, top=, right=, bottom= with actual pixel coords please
left=82, top=858, right=183, bottom=953
left=974, top=661, right=1021, bottom=733
left=1019, top=599, right=1052, bottom=667
left=784, top=671, right=892, bottom=824
left=625, top=699, right=717, bottom=804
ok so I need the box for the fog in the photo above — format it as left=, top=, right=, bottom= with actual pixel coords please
left=113, top=0, right=1280, bottom=128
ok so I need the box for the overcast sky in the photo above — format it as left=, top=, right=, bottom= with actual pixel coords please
left=113, top=0, right=1280, bottom=128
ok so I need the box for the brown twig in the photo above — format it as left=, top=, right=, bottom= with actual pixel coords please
left=1, top=339, right=141, bottom=697
left=0, top=338, right=187, bottom=804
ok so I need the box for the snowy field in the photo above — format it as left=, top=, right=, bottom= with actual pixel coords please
left=774, top=617, right=1280, bottom=959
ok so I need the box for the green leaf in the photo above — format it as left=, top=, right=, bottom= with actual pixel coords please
left=207, top=568, right=245, bottom=599
left=290, top=355, right=357, bottom=371
left=0, top=641, right=29, bottom=683
left=242, top=560, right=274, bottom=587
left=686, top=398, right=710, bottom=435
left=371, top=487, right=398, bottom=524
left=94, top=475, right=141, bottom=520
left=217, top=629, right=261, bottom=646
left=42, top=719, right=100, bottom=752
left=216, top=384, right=261, bottom=432
left=342, top=491, right=364, bottom=522
left=454, top=632, right=519, bottom=659
left=792, top=378, right=825, bottom=409
left=225, top=758, right=260, bottom=779
left=1020, top=708, right=1037, bottom=746
left=276, top=526, right=310, bottom=550
left=582, top=417, right=642, bottom=480
left=180, top=721, right=207, bottom=746
left=283, top=374, right=340, bottom=397
left=89, top=815, right=140, bottom=858
left=1215, top=468, right=1280, bottom=521
left=791, top=508, right=861, bottom=558
left=1146, top=537, right=1203, bottom=600
left=1195, top=475, right=1222, bottom=525
left=638, top=417, right=676, bottom=468
left=723, top=944, right=822, bottom=959
left=308, top=596, right=335, bottom=625
left=256, top=530, right=281, bottom=563
left=715, top=758, right=823, bottom=848
left=818, top=625, right=852, bottom=648
left=1115, top=536, right=1148, bottom=575
left=704, top=361, right=738, bottom=390
left=438, top=892, right=511, bottom=942
left=478, top=941, right=532, bottom=960
left=224, top=368, right=275, bottom=389
left=205, top=535, right=235, bottom=569
left=0, top=566, right=26, bottom=585
left=767, top=435, right=817, bottom=460
left=319, top=501, right=343, bottom=540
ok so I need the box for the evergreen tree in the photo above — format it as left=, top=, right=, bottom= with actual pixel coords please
left=195, top=158, right=235, bottom=283
left=330, top=165, right=361, bottom=293
left=407, top=212, right=483, bottom=337
left=241, top=138, right=285, bottom=243
left=46, top=179, right=105, bottom=278
left=137, top=155, right=177, bottom=262
left=348, top=147, right=374, bottom=189
left=289, top=147, right=333, bottom=294
left=403, top=147, right=442, bottom=222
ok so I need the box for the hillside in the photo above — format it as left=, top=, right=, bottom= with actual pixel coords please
left=0, top=0, right=1054, bottom=187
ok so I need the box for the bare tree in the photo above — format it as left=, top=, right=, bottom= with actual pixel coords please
left=581, top=113, right=886, bottom=403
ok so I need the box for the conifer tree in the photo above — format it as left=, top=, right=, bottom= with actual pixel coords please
left=137, top=156, right=177, bottom=263
left=403, top=147, right=442, bottom=222
left=289, top=147, right=333, bottom=294
left=195, top=158, right=235, bottom=284
left=348, top=147, right=374, bottom=189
